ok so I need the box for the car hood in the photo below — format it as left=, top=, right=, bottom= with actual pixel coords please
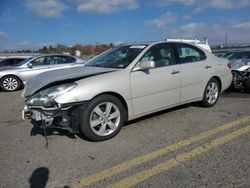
left=24, top=66, right=118, bottom=98
left=230, top=59, right=250, bottom=71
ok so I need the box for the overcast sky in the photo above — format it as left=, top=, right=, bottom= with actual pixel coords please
left=0, top=0, right=250, bottom=51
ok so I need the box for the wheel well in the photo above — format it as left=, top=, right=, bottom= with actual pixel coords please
left=94, top=92, right=128, bottom=120
left=211, top=76, right=222, bottom=91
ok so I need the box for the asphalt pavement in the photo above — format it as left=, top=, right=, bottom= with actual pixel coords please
left=0, top=90, right=250, bottom=188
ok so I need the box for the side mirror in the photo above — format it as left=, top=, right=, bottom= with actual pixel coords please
left=27, top=63, right=33, bottom=68
left=133, top=60, right=155, bottom=71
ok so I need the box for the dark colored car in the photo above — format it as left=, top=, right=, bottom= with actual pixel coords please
left=0, top=57, right=27, bottom=67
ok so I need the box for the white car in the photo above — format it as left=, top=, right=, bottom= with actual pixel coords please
left=23, top=41, right=232, bottom=141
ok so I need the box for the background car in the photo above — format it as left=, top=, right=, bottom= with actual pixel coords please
left=226, top=50, right=250, bottom=60
left=0, top=57, right=27, bottom=67
left=0, top=54, right=85, bottom=92
left=23, top=41, right=232, bottom=141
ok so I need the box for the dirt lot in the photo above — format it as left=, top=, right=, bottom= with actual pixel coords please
left=0, top=90, right=250, bottom=188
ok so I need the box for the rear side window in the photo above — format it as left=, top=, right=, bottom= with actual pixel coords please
left=1, top=59, right=11, bottom=64
left=52, top=56, right=76, bottom=64
left=175, top=43, right=206, bottom=63
left=12, top=58, right=24, bottom=65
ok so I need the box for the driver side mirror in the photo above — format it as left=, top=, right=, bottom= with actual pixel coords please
left=133, top=60, right=155, bottom=71
left=27, top=62, right=33, bottom=68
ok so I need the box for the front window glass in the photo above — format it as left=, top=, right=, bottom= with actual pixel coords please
left=139, top=43, right=176, bottom=68
left=31, top=57, right=49, bottom=66
left=86, top=45, right=146, bottom=68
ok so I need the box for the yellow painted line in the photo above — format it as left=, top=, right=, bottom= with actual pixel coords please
left=73, top=116, right=250, bottom=188
left=109, top=125, right=250, bottom=188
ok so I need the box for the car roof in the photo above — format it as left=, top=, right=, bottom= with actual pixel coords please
left=123, top=40, right=211, bottom=53
left=31, top=54, right=75, bottom=58
left=126, top=40, right=210, bottom=46
left=2, top=57, right=26, bottom=59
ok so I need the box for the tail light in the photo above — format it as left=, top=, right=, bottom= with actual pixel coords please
left=227, top=63, right=232, bottom=69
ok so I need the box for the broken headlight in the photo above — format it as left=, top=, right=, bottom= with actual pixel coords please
left=26, top=83, right=77, bottom=107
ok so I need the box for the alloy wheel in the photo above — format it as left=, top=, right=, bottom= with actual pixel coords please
left=206, top=82, right=219, bottom=104
left=89, top=102, right=121, bottom=136
left=3, top=77, right=19, bottom=91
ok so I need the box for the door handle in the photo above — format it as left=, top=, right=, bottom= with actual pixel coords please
left=171, top=70, right=180, bottom=75
left=205, top=65, right=212, bottom=69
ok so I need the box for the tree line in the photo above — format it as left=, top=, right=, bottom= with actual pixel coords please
left=3, top=43, right=115, bottom=55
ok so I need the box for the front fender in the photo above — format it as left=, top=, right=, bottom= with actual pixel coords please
left=55, top=70, right=131, bottom=105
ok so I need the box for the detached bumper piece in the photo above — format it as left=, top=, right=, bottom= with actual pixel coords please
left=22, top=102, right=87, bottom=134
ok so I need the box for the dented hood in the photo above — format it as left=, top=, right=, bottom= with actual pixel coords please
left=23, top=66, right=118, bottom=97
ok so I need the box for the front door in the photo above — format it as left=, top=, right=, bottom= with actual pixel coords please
left=130, top=43, right=181, bottom=116
left=20, top=56, right=52, bottom=82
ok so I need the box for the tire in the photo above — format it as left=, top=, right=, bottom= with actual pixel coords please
left=78, top=94, right=126, bottom=141
left=0, top=75, right=21, bottom=92
left=200, top=78, right=220, bottom=107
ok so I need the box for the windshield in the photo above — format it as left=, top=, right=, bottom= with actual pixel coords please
left=223, top=52, right=232, bottom=58
left=15, top=57, right=33, bottom=66
left=85, top=45, right=147, bottom=68
left=227, top=51, right=250, bottom=60
left=227, top=52, right=241, bottom=60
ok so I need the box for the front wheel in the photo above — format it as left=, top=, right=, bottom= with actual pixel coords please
left=0, top=76, right=21, bottom=92
left=200, top=78, right=220, bottom=107
left=79, top=94, right=126, bottom=141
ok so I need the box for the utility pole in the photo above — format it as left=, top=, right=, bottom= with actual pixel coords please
left=225, top=33, right=228, bottom=46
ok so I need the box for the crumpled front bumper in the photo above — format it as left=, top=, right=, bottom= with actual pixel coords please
left=22, top=102, right=87, bottom=133
left=22, top=105, right=59, bottom=125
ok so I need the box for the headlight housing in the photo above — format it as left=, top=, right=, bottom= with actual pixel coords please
left=26, top=83, right=77, bottom=107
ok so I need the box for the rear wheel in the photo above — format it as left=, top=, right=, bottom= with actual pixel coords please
left=79, top=94, right=126, bottom=141
left=0, top=76, right=21, bottom=92
left=201, top=78, right=220, bottom=107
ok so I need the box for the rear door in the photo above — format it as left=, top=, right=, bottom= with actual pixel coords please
left=174, top=43, right=211, bottom=102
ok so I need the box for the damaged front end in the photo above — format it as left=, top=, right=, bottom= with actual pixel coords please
left=231, top=59, right=250, bottom=91
left=22, top=83, right=86, bottom=134
left=22, top=104, right=84, bottom=133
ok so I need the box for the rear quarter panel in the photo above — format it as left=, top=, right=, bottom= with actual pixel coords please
left=206, top=53, right=232, bottom=91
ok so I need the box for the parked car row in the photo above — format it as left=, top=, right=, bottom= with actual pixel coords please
left=0, top=54, right=85, bottom=92
left=22, top=41, right=232, bottom=141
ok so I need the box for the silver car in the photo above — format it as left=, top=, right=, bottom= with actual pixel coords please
left=22, top=41, right=232, bottom=141
left=0, top=54, right=85, bottom=92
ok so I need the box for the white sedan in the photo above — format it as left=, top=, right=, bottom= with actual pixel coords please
left=23, top=41, right=232, bottom=141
